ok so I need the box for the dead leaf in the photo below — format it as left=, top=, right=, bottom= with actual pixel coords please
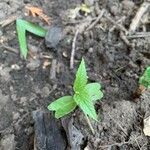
left=25, top=5, right=51, bottom=25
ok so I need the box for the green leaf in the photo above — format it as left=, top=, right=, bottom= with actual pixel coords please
left=73, top=58, right=87, bottom=92
left=48, top=96, right=77, bottom=119
left=80, top=4, right=91, bottom=13
left=85, top=83, right=103, bottom=101
left=16, top=24, right=27, bottom=58
left=74, top=89, right=98, bottom=121
left=16, top=19, right=47, bottom=59
left=139, top=67, right=150, bottom=88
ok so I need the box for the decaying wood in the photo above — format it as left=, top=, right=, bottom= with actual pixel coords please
left=61, top=117, right=84, bottom=150
left=32, top=110, right=66, bottom=150
left=129, top=2, right=150, bottom=33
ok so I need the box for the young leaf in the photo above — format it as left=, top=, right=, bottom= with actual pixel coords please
left=73, top=58, right=87, bottom=92
left=80, top=4, right=91, bottom=14
left=74, top=89, right=98, bottom=121
left=16, top=19, right=47, bottom=58
left=16, top=25, right=27, bottom=58
left=139, top=67, right=150, bottom=88
left=85, top=83, right=103, bottom=101
left=48, top=96, right=77, bottom=119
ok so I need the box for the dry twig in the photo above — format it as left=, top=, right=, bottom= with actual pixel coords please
left=99, top=141, right=129, bottom=148
left=50, top=59, right=57, bottom=79
left=129, top=2, right=150, bottom=33
left=0, top=44, right=19, bottom=54
left=86, top=9, right=105, bottom=31
left=127, top=32, right=150, bottom=39
left=0, top=15, right=17, bottom=27
left=120, top=31, right=131, bottom=46
left=105, top=15, right=128, bottom=34
left=70, top=29, right=79, bottom=69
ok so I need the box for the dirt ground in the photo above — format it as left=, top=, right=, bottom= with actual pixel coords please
left=0, top=0, right=150, bottom=150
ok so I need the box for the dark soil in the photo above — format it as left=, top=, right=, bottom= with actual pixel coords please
left=0, top=0, right=150, bottom=150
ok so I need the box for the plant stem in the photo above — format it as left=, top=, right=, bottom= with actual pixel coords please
left=85, top=114, right=95, bottom=135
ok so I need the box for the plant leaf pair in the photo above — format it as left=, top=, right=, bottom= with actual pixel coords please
left=73, top=58, right=103, bottom=121
left=16, top=19, right=47, bottom=59
left=48, top=58, right=103, bottom=121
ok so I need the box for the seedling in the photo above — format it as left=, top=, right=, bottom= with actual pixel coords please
left=48, top=58, right=103, bottom=125
left=134, top=67, right=150, bottom=98
left=16, top=19, right=47, bottom=59
left=139, top=67, right=150, bottom=88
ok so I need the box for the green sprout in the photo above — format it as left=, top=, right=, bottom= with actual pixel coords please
left=48, top=58, right=103, bottom=121
left=139, top=67, right=150, bottom=88
left=16, top=19, right=47, bottom=59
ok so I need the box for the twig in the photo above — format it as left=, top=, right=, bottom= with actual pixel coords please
left=99, top=141, right=129, bottom=148
left=109, top=16, right=126, bottom=32
left=70, top=29, right=79, bottom=69
left=0, top=44, right=19, bottom=54
left=85, top=114, right=95, bottom=135
left=86, top=9, right=105, bottom=31
left=50, top=59, right=57, bottom=80
left=127, top=32, right=150, bottom=39
left=104, top=15, right=128, bottom=34
left=120, top=31, right=131, bottom=46
left=129, top=2, right=150, bottom=33
left=134, top=136, right=141, bottom=150
left=0, top=15, right=17, bottom=27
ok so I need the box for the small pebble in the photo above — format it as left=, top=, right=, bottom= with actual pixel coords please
left=11, top=64, right=20, bottom=70
left=26, top=59, right=40, bottom=71
left=62, top=51, right=68, bottom=57
left=88, top=47, right=93, bottom=53
left=13, top=112, right=20, bottom=120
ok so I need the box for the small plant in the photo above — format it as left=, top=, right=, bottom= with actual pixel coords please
left=16, top=19, right=47, bottom=59
left=48, top=58, right=103, bottom=122
left=139, top=67, right=150, bottom=88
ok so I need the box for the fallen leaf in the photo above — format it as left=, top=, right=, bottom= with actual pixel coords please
left=25, top=5, right=51, bottom=25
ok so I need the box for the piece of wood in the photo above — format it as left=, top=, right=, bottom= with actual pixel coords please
left=129, top=2, right=150, bottom=33
left=0, top=15, right=17, bottom=27
left=127, top=32, right=150, bottom=39
left=70, top=29, right=79, bottom=69
left=50, top=59, right=57, bottom=80
left=32, top=110, right=66, bottom=150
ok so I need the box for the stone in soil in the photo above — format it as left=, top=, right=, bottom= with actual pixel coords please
left=45, top=26, right=64, bottom=49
